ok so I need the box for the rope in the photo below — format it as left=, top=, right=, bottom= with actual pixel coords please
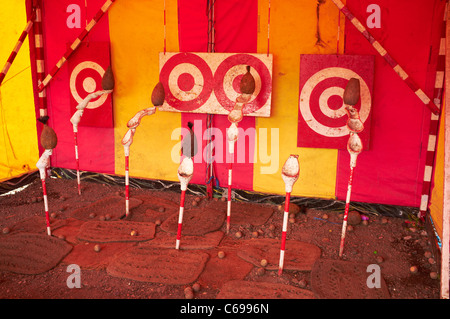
left=164, top=0, right=166, bottom=54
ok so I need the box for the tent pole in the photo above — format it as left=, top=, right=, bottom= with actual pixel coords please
left=442, top=1, right=450, bottom=299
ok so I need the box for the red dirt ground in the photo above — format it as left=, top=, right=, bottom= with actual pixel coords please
left=0, top=177, right=441, bottom=299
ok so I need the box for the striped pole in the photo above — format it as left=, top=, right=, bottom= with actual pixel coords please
left=338, top=162, right=355, bottom=257
left=69, top=109, right=84, bottom=195
left=37, top=0, right=116, bottom=92
left=74, top=130, right=81, bottom=195
left=121, top=107, right=156, bottom=215
left=69, top=90, right=112, bottom=194
left=418, top=1, right=448, bottom=220
left=226, top=162, right=233, bottom=234
left=124, top=146, right=130, bottom=215
left=176, top=189, right=186, bottom=250
left=32, top=2, right=47, bottom=118
left=36, top=149, right=52, bottom=236
left=0, top=14, right=34, bottom=86
left=278, top=155, right=299, bottom=275
left=175, top=157, right=194, bottom=250
left=339, top=133, right=363, bottom=257
left=278, top=191, right=291, bottom=276
left=121, top=129, right=135, bottom=216
left=226, top=122, right=239, bottom=234
left=331, top=0, right=440, bottom=115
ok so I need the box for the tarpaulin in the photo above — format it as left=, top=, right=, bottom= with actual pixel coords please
left=253, top=0, right=343, bottom=198
left=0, top=1, right=39, bottom=181
left=109, top=0, right=180, bottom=182
left=178, top=0, right=258, bottom=191
left=40, top=0, right=114, bottom=174
left=337, top=0, right=446, bottom=207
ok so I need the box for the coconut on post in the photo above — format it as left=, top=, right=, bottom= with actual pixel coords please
left=36, top=116, right=58, bottom=236
left=70, top=65, right=115, bottom=195
left=121, top=81, right=165, bottom=216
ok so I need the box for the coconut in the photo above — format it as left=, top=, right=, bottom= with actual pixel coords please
left=101, top=66, right=115, bottom=90
left=347, top=210, right=362, bottom=225
left=38, top=116, right=58, bottom=149
left=343, top=78, right=360, bottom=106
left=151, top=82, right=165, bottom=106
left=240, top=66, right=256, bottom=95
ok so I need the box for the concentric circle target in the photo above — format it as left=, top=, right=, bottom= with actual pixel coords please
left=299, top=67, right=371, bottom=138
left=214, top=54, right=272, bottom=114
left=160, top=53, right=214, bottom=111
left=70, top=61, right=107, bottom=109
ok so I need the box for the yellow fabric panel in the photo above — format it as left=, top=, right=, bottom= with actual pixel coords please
left=254, top=0, right=345, bottom=198
left=430, top=100, right=445, bottom=239
left=109, top=0, right=180, bottom=181
left=0, top=2, right=39, bottom=182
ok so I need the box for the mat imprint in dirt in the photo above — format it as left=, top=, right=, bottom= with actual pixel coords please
left=216, top=280, right=316, bottom=299
left=0, top=232, right=72, bottom=274
left=70, top=195, right=142, bottom=221
left=107, top=246, right=209, bottom=285
left=310, top=259, right=391, bottom=299
left=77, top=220, right=156, bottom=243
left=237, top=238, right=321, bottom=271
left=161, top=208, right=225, bottom=236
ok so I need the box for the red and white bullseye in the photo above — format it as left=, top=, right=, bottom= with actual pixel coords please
left=299, top=67, right=371, bottom=138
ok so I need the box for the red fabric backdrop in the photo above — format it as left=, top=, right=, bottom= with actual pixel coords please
left=41, top=0, right=114, bottom=174
left=336, top=0, right=446, bottom=207
left=178, top=0, right=258, bottom=191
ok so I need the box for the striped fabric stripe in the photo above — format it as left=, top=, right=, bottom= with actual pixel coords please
left=418, top=1, right=448, bottom=218
left=32, top=3, right=47, bottom=117
left=37, top=0, right=115, bottom=92
left=0, top=15, right=34, bottom=85
left=331, top=0, right=440, bottom=115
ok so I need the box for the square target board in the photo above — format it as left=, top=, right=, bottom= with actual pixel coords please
left=158, top=52, right=273, bottom=117
left=297, top=54, right=374, bottom=150
left=68, top=41, right=113, bottom=128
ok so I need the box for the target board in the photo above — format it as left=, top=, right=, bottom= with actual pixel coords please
left=297, top=55, right=374, bottom=150
left=158, top=52, right=273, bottom=117
left=69, top=41, right=113, bottom=128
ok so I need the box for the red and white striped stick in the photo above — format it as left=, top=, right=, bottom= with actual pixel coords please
left=120, top=107, right=156, bottom=215
left=70, top=90, right=112, bottom=195
left=124, top=145, right=130, bottom=215
left=418, top=1, right=447, bottom=220
left=36, top=149, right=53, bottom=235
left=226, top=162, right=233, bottom=233
left=338, top=133, right=362, bottom=257
left=32, top=3, right=47, bottom=118
left=0, top=13, right=34, bottom=86
left=70, top=110, right=83, bottom=195
left=226, top=122, right=239, bottom=234
left=73, top=130, right=81, bottom=195
left=37, top=0, right=116, bottom=92
left=121, top=129, right=135, bottom=216
left=278, top=155, right=299, bottom=275
left=175, top=157, right=194, bottom=250
left=331, top=0, right=440, bottom=115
